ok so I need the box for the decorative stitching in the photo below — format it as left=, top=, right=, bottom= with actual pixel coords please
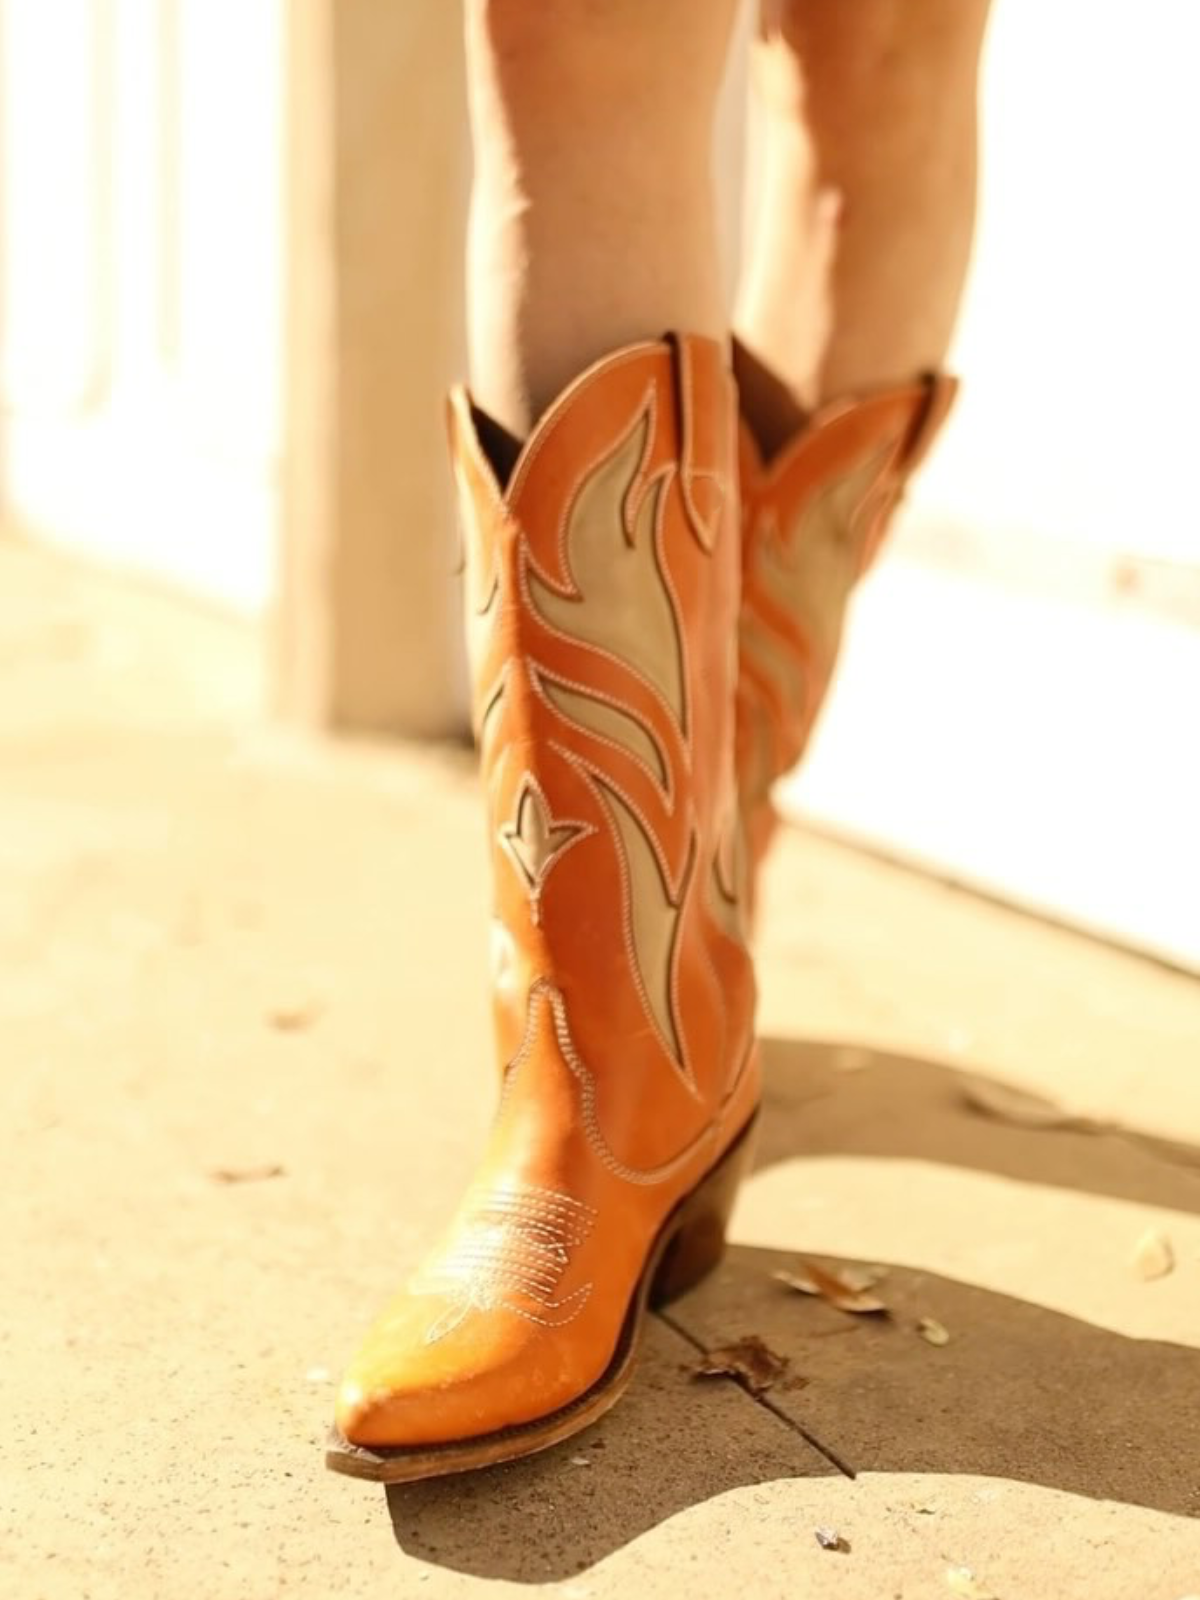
left=588, top=772, right=694, bottom=1086
left=547, top=388, right=658, bottom=582
left=498, top=772, right=594, bottom=927
left=648, top=459, right=691, bottom=745
left=677, top=336, right=730, bottom=555
left=522, top=457, right=688, bottom=737
left=517, top=540, right=687, bottom=755
left=475, top=662, right=509, bottom=747
left=548, top=747, right=677, bottom=1079
left=535, top=980, right=718, bottom=1186
left=692, top=923, right=730, bottom=1067
left=506, top=346, right=666, bottom=505
left=528, top=660, right=673, bottom=806
left=414, top=1180, right=598, bottom=1343
left=552, top=742, right=687, bottom=904
left=667, top=832, right=697, bottom=1094
left=719, top=1030, right=757, bottom=1110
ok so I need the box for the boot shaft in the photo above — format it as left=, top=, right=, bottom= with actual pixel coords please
left=448, top=336, right=756, bottom=1139
left=736, top=372, right=958, bottom=874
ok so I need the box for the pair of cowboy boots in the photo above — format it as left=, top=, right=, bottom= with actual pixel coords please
left=327, top=333, right=954, bottom=1482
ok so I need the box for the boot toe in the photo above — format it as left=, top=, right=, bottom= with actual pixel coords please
left=333, top=1292, right=594, bottom=1450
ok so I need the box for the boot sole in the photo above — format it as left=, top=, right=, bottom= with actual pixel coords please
left=324, top=1111, right=759, bottom=1483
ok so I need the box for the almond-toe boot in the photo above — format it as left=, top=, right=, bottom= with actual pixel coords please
left=327, top=335, right=760, bottom=1482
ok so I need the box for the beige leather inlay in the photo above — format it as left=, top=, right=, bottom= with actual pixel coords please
left=738, top=686, right=782, bottom=821
left=533, top=668, right=668, bottom=788
left=756, top=450, right=893, bottom=670
left=500, top=776, right=591, bottom=923
left=527, top=410, right=685, bottom=729
left=739, top=610, right=812, bottom=746
left=475, top=665, right=508, bottom=747
left=593, top=779, right=687, bottom=1074
left=708, top=809, right=744, bottom=944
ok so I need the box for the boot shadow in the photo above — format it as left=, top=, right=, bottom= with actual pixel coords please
left=386, top=1038, right=1200, bottom=1581
left=753, top=1035, right=1200, bottom=1214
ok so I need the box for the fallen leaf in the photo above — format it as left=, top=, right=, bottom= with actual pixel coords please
left=802, top=1260, right=888, bottom=1294
left=917, top=1316, right=951, bottom=1347
left=691, top=1336, right=789, bottom=1397
left=961, top=1077, right=1082, bottom=1131
left=814, top=1527, right=848, bottom=1552
left=779, top=1372, right=812, bottom=1391
left=1132, top=1228, right=1175, bottom=1281
left=774, top=1257, right=889, bottom=1315
left=946, top=1567, right=1000, bottom=1599
left=267, top=997, right=323, bottom=1032
left=210, top=1163, right=286, bottom=1184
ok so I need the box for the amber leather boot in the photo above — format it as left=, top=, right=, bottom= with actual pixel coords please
left=734, top=364, right=957, bottom=900
left=327, top=336, right=759, bottom=1482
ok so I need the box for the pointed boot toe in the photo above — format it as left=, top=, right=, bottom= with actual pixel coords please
left=333, top=1311, right=566, bottom=1453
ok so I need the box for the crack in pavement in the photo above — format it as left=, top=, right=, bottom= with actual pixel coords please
left=655, top=1306, right=858, bottom=1481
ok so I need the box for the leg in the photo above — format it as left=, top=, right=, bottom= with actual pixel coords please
left=734, top=0, right=991, bottom=450
left=731, top=0, right=986, bottom=898
left=330, top=5, right=762, bottom=1480
left=464, top=0, right=741, bottom=441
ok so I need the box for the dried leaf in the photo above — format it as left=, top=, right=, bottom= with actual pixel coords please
left=210, top=1162, right=286, bottom=1184
left=774, top=1268, right=821, bottom=1295
left=691, top=1335, right=789, bottom=1397
left=1132, top=1228, right=1175, bottom=1281
left=946, top=1567, right=1000, bottom=1599
left=267, top=996, right=323, bottom=1032
left=843, top=1263, right=889, bottom=1292
left=814, top=1527, right=848, bottom=1552
left=792, top=1261, right=888, bottom=1294
left=779, top=1371, right=812, bottom=1391
left=917, top=1316, right=951, bottom=1347
left=774, top=1257, right=889, bottom=1315
left=961, top=1077, right=1082, bottom=1131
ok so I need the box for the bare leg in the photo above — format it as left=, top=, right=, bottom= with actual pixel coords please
left=465, top=0, right=741, bottom=441
left=734, top=0, right=992, bottom=452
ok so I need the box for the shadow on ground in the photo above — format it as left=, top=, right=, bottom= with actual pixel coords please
left=386, top=1039, right=1200, bottom=1580
left=754, top=1036, right=1200, bottom=1214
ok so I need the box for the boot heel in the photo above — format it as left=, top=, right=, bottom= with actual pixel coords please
left=649, top=1116, right=758, bottom=1307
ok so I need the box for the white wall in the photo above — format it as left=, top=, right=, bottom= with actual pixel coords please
left=4, top=1, right=1196, bottom=607
left=2, top=0, right=1197, bottom=961
left=0, top=0, right=283, bottom=609
left=781, top=0, right=1200, bottom=972
left=915, top=0, right=1200, bottom=568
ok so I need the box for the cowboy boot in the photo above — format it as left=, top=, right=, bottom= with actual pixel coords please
left=733, top=353, right=958, bottom=901
left=327, top=335, right=759, bottom=1483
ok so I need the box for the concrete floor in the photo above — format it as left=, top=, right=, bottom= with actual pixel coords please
left=3, top=539, right=1199, bottom=1599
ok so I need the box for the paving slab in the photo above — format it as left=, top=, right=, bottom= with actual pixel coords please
left=2, top=541, right=1198, bottom=1599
